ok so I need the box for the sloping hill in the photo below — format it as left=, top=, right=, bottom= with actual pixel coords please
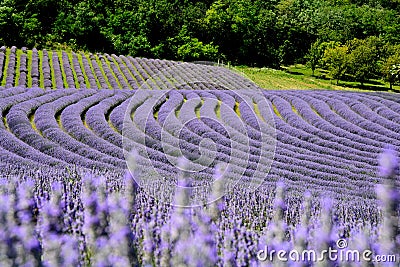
left=0, top=46, right=257, bottom=90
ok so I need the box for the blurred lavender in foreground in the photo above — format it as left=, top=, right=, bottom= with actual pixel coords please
left=376, top=146, right=399, bottom=261
left=378, top=145, right=398, bottom=179
left=0, top=149, right=398, bottom=266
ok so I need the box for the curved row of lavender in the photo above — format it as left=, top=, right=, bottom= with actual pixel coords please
left=0, top=46, right=256, bottom=91
left=0, top=86, right=399, bottom=265
left=1, top=88, right=399, bottom=194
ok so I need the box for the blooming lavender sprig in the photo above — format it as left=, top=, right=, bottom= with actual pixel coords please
left=41, top=181, right=80, bottom=266
left=291, top=191, right=312, bottom=267
left=314, top=197, right=337, bottom=267
left=82, top=174, right=109, bottom=265
left=168, top=158, right=196, bottom=266
left=378, top=145, right=398, bottom=178
left=258, top=181, right=290, bottom=267
left=376, top=146, right=399, bottom=257
left=81, top=174, right=139, bottom=266
left=0, top=177, right=42, bottom=266
left=208, top=163, right=228, bottom=221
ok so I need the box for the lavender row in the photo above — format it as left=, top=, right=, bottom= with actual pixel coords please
left=131, top=91, right=373, bottom=195
left=269, top=95, right=378, bottom=159
left=42, top=50, right=52, bottom=90
left=136, top=93, right=259, bottom=173
left=0, top=89, right=398, bottom=197
left=84, top=90, right=132, bottom=152
left=34, top=90, right=125, bottom=168
left=79, top=53, right=98, bottom=89
left=51, top=52, right=64, bottom=89
left=285, top=92, right=387, bottom=149
left=61, top=51, right=76, bottom=88
left=334, top=93, right=400, bottom=133
left=31, top=48, right=40, bottom=87
left=0, top=46, right=5, bottom=84
left=61, top=90, right=127, bottom=160
left=217, top=91, right=376, bottom=169
left=265, top=97, right=379, bottom=166
left=71, top=53, right=86, bottom=88
left=0, top=89, right=69, bottom=167
left=89, top=54, right=109, bottom=88
left=5, top=46, right=17, bottom=88
left=6, top=90, right=116, bottom=169
left=279, top=93, right=386, bottom=155
left=132, top=89, right=391, bottom=186
left=98, top=54, right=119, bottom=89
left=120, top=55, right=145, bottom=88
left=356, top=94, right=400, bottom=125
left=18, top=51, right=27, bottom=87
left=105, top=54, right=130, bottom=89
left=111, top=54, right=137, bottom=89
left=314, top=93, right=400, bottom=143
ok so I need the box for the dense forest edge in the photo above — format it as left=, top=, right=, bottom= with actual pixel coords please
left=1, top=0, right=400, bottom=89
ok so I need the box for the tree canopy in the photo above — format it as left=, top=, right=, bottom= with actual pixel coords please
left=0, top=0, right=399, bottom=68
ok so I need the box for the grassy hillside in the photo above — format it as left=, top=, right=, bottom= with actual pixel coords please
left=236, top=65, right=400, bottom=92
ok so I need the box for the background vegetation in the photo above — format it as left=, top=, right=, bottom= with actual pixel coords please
left=1, top=0, right=400, bottom=88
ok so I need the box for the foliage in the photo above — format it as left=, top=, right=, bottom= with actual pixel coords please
left=166, top=26, right=220, bottom=61
left=305, top=39, right=324, bottom=76
left=382, top=45, right=400, bottom=89
left=322, top=43, right=350, bottom=84
left=346, top=36, right=385, bottom=85
left=0, top=0, right=400, bottom=73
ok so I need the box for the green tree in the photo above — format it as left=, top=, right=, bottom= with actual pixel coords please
left=382, top=45, right=400, bottom=90
left=166, top=26, right=220, bottom=61
left=346, top=37, right=384, bottom=86
left=200, top=0, right=280, bottom=67
left=305, top=39, right=324, bottom=76
left=322, top=43, right=350, bottom=84
left=101, top=7, right=153, bottom=56
left=385, top=64, right=400, bottom=90
left=0, top=0, right=56, bottom=47
left=275, top=0, right=324, bottom=65
left=0, top=0, right=17, bottom=45
left=53, top=0, right=112, bottom=51
left=313, top=4, right=399, bottom=44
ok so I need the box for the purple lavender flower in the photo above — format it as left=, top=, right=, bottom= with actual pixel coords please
left=378, top=146, right=398, bottom=178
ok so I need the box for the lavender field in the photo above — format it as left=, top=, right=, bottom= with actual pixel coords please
left=0, top=46, right=399, bottom=266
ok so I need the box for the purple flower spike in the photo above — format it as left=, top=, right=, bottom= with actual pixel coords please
left=378, top=146, right=398, bottom=178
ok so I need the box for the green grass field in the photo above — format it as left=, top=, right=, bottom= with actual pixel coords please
left=235, top=64, right=400, bottom=92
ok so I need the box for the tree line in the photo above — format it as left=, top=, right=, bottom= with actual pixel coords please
left=306, top=37, right=400, bottom=88
left=0, top=0, right=399, bottom=79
